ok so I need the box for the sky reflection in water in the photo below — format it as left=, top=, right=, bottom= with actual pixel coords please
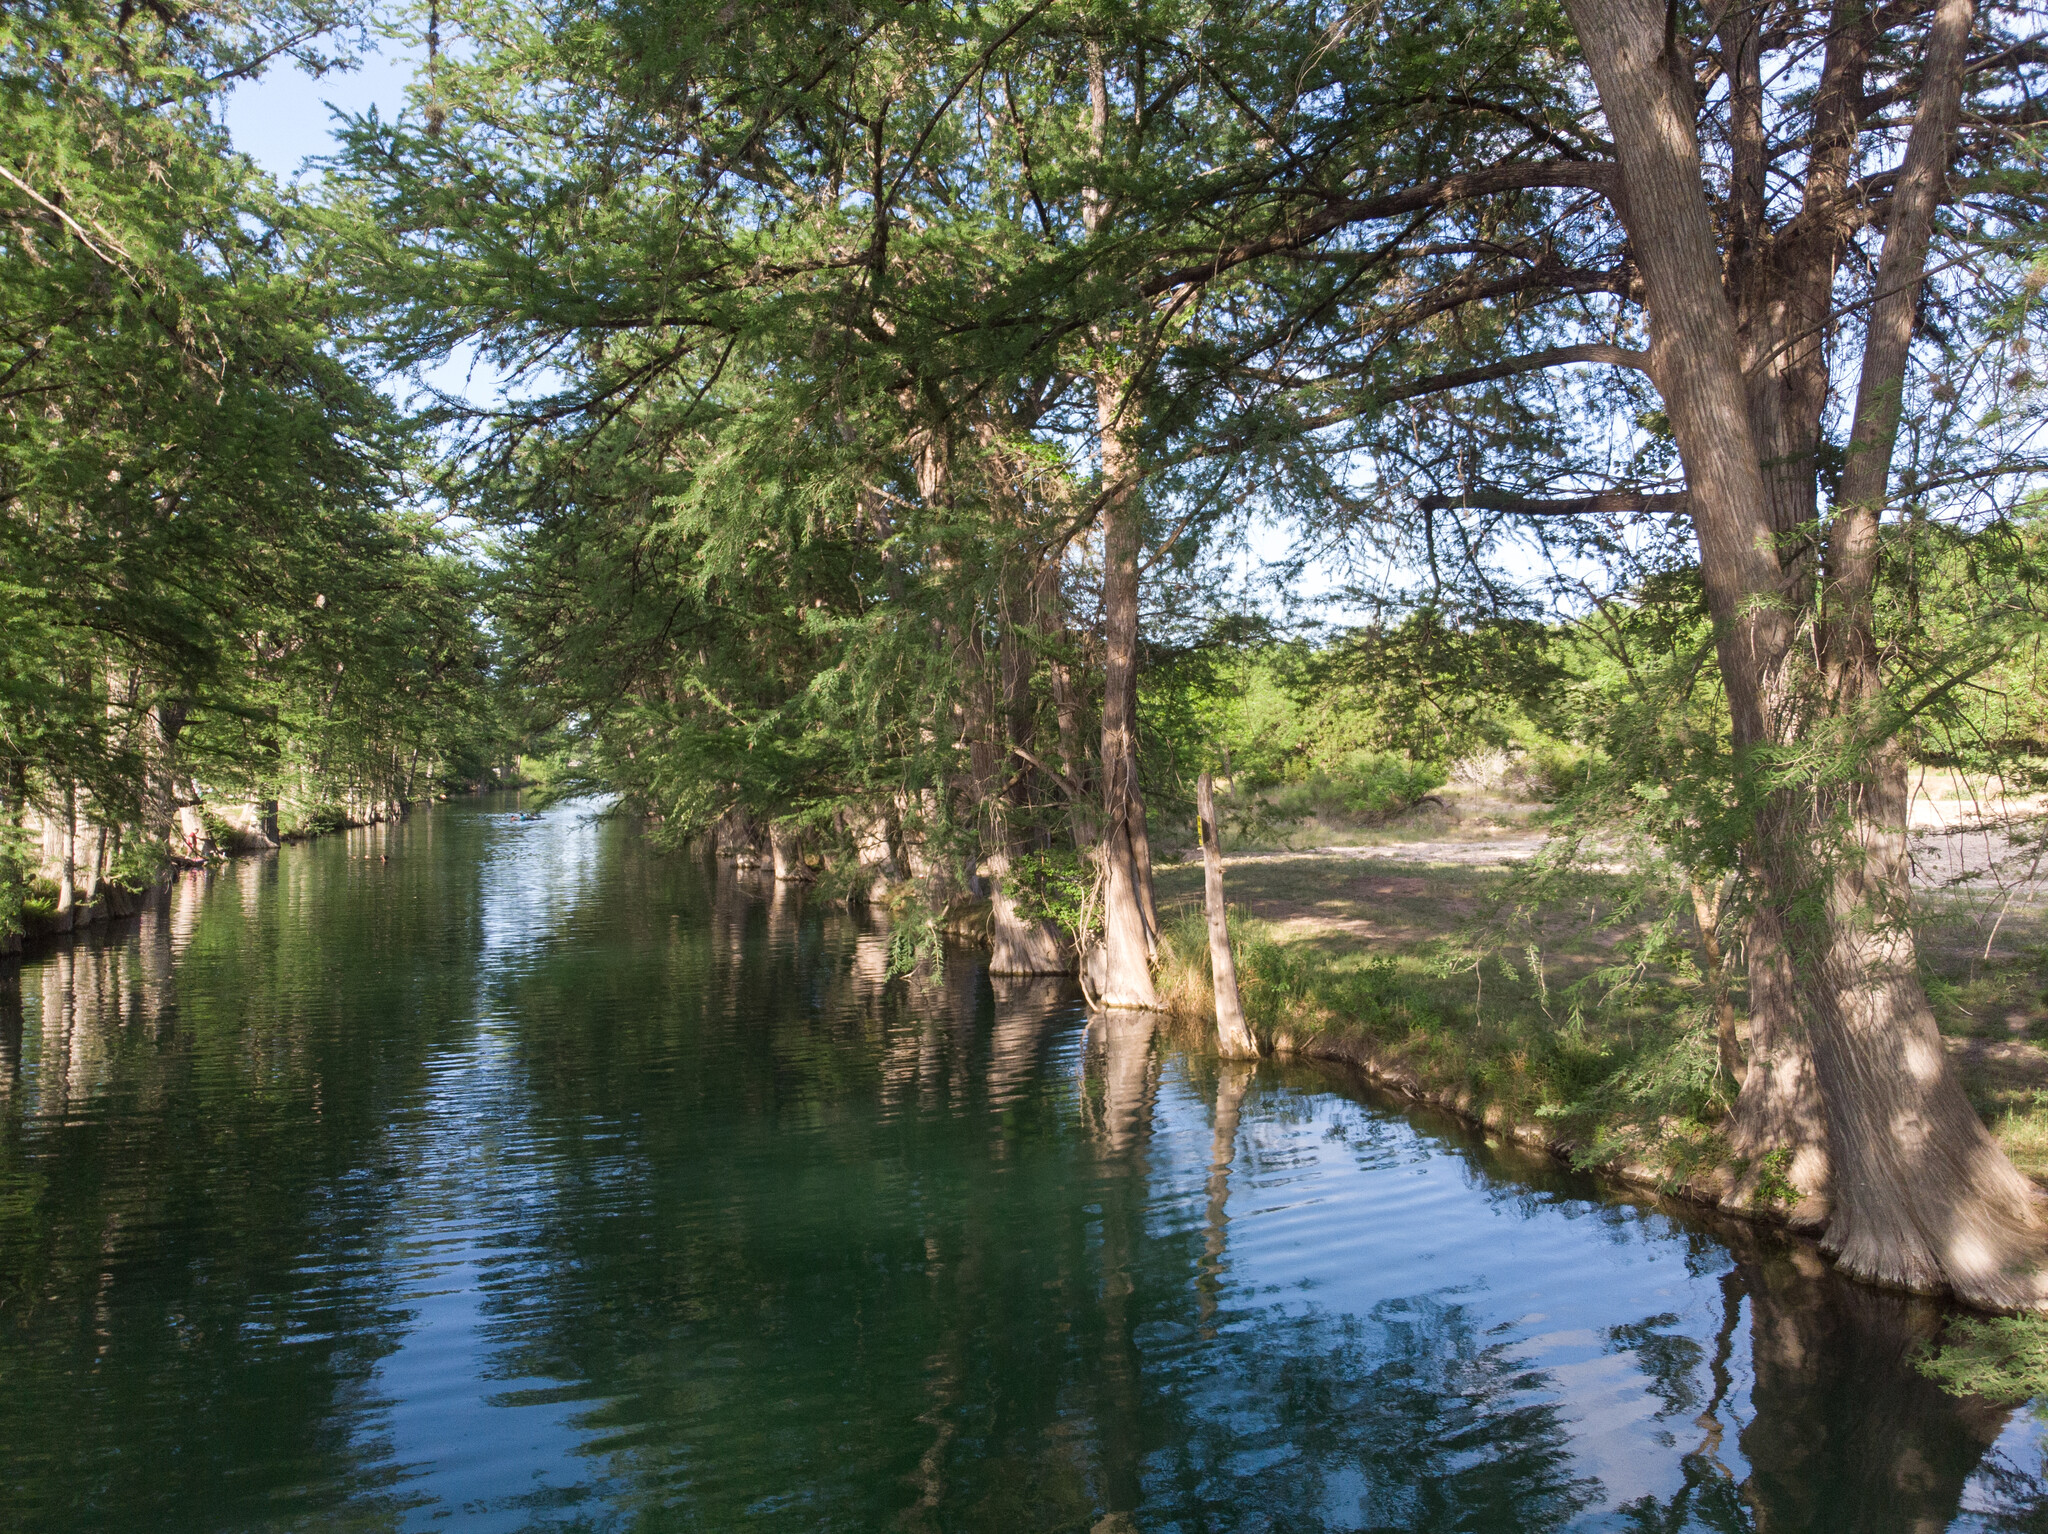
left=1, top=799, right=2045, bottom=1532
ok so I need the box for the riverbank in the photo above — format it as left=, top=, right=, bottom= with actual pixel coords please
left=1149, top=838, right=2048, bottom=1230
left=3, top=796, right=432, bottom=957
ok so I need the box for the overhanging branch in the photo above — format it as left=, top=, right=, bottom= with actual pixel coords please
left=1381, top=342, right=1651, bottom=402
left=1416, top=487, right=1688, bottom=516
left=1138, top=160, right=1620, bottom=296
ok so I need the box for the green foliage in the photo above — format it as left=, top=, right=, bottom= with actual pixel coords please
left=1004, top=849, right=1095, bottom=941
left=290, top=805, right=351, bottom=839
left=19, top=878, right=59, bottom=922
left=1749, top=1149, right=1799, bottom=1211
left=1259, top=753, right=1447, bottom=823
left=0, top=823, right=27, bottom=939
left=105, top=838, right=168, bottom=894
left=0, top=0, right=504, bottom=896
left=1305, top=613, right=1566, bottom=765
left=884, top=912, right=942, bottom=980
left=1919, top=1315, right=2048, bottom=1405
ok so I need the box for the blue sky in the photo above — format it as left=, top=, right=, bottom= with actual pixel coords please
left=223, top=41, right=520, bottom=411
left=222, top=40, right=421, bottom=184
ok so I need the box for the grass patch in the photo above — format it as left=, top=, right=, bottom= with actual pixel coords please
left=1151, top=863, right=1734, bottom=1180
left=1155, top=850, right=2048, bottom=1191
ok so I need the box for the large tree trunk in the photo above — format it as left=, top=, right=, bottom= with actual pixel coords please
left=1080, top=41, right=1158, bottom=1011
left=54, top=781, right=77, bottom=932
left=769, top=821, right=810, bottom=882
left=1712, top=1, right=1871, bottom=1184
left=1728, top=892, right=1832, bottom=1226
left=849, top=807, right=904, bottom=903
left=1091, top=369, right=1160, bottom=1009
left=1799, top=0, right=2044, bottom=1305
left=985, top=531, right=1076, bottom=974
left=1198, top=772, right=1257, bottom=1058
left=987, top=846, right=1071, bottom=974
left=142, top=697, right=189, bottom=856
left=1574, top=0, right=2045, bottom=1304
left=1566, top=0, right=1829, bottom=1198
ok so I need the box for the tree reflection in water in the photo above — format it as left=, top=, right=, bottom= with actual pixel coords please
left=2, top=812, right=2047, bottom=1532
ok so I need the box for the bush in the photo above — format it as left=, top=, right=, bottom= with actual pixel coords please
left=0, top=827, right=29, bottom=939
left=1005, top=847, right=1095, bottom=940
left=198, top=808, right=236, bottom=850
left=1524, top=740, right=1593, bottom=800
left=290, top=804, right=350, bottom=838
left=1324, top=751, right=1446, bottom=817
left=106, top=837, right=168, bottom=892
left=1245, top=752, right=1446, bottom=831
left=19, top=876, right=59, bottom=921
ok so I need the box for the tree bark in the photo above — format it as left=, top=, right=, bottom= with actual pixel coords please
left=1079, top=39, right=1158, bottom=1010
left=1573, top=0, right=2045, bottom=1304
left=1199, top=773, right=1258, bottom=1058
left=987, top=845, right=1072, bottom=974
left=142, top=697, right=189, bottom=855
left=1794, top=0, right=2045, bottom=1304
left=1689, top=876, right=1742, bottom=1089
left=769, top=821, right=810, bottom=882
left=1565, top=0, right=1829, bottom=1193
left=1092, top=372, right=1160, bottom=1009
left=849, top=806, right=903, bottom=903
left=1729, top=893, right=1832, bottom=1226
left=984, top=524, right=1077, bottom=973
left=55, top=781, right=77, bottom=932
left=1711, top=0, right=1881, bottom=1195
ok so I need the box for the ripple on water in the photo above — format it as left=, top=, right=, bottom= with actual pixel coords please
left=1, top=799, right=2045, bottom=1532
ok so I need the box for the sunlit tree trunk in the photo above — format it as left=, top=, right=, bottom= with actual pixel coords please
left=1080, top=43, right=1159, bottom=1010
left=769, top=822, right=810, bottom=882
left=142, top=697, right=189, bottom=857
left=1793, top=0, right=2043, bottom=1302
left=1568, top=0, right=2043, bottom=1303
left=55, top=780, right=77, bottom=932
left=1091, top=406, right=1159, bottom=1007
left=1199, top=773, right=1257, bottom=1058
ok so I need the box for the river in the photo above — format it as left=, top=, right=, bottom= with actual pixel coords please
left=1, top=797, right=2044, bottom=1532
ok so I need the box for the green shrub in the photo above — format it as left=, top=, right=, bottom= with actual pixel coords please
left=807, top=855, right=867, bottom=906
left=290, top=804, right=350, bottom=838
left=1524, top=740, right=1593, bottom=800
left=1248, top=752, right=1446, bottom=830
left=1325, top=751, right=1446, bottom=817
left=1005, top=847, right=1095, bottom=940
left=106, top=838, right=168, bottom=892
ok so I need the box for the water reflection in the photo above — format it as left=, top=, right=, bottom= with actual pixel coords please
left=1, top=803, right=2046, bottom=1532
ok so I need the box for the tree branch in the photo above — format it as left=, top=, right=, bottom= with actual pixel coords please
left=1415, top=487, right=1688, bottom=516
left=1137, top=160, right=1620, bottom=296
left=1380, top=342, right=1651, bottom=402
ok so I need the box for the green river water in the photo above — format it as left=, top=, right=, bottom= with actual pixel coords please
left=2, top=797, right=2044, bottom=1532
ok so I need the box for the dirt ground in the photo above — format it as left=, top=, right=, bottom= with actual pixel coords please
left=1155, top=801, right=2048, bottom=1181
